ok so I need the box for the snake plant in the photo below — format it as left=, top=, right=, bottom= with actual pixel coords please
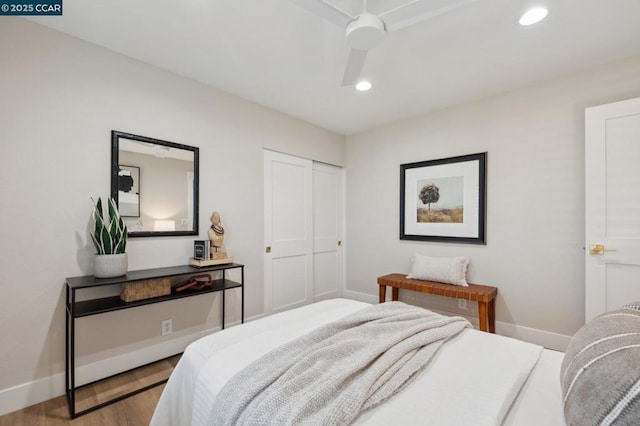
left=90, top=197, right=127, bottom=255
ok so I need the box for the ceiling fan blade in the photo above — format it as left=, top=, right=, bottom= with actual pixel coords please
left=288, top=0, right=354, bottom=28
left=341, top=49, right=368, bottom=86
left=379, top=0, right=480, bottom=32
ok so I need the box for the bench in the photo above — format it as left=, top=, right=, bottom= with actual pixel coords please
left=377, top=273, right=498, bottom=333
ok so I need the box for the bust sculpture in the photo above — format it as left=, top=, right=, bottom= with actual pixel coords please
left=208, top=211, right=225, bottom=252
left=207, top=211, right=231, bottom=262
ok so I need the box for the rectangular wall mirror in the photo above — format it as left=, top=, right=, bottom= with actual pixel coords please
left=111, top=130, right=199, bottom=237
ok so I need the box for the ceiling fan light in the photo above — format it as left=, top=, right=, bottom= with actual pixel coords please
left=519, top=7, right=548, bottom=26
left=356, top=80, right=372, bottom=91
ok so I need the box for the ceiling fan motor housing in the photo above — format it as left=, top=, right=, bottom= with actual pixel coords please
left=345, top=13, right=385, bottom=50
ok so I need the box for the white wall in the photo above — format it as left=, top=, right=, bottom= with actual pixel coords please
left=346, top=54, right=640, bottom=348
left=0, top=19, right=345, bottom=413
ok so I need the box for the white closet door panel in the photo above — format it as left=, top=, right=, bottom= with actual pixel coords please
left=272, top=161, right=309, bottom=242
left=313, top=251, right=339, bottom=299
left=272, top=255, right=309, bottom=309
left=313, top=162, right=343, bottom=300
left=264, top=150, right=313, bottom=315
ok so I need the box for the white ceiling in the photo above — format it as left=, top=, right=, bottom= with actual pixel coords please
left=27, top=0, right=640, bottom=135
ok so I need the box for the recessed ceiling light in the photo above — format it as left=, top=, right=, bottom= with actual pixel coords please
left=519, top=7, right=548, bottom=26
left=355, top=80, right=372, bottom=91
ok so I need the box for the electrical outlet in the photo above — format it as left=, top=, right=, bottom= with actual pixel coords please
left=458, top=299, right=467, bottom=310
left=161, top=319, right=173, bottom=336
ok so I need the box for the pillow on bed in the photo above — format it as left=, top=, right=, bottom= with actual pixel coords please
left=406, top=254, right=469, bottom=286
left=620, top=302, right=640, bottom=312
left=560, top=304, right=640, bottom=425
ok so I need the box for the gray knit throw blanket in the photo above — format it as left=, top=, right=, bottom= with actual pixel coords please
left=209, top=302, right=470, bottom=426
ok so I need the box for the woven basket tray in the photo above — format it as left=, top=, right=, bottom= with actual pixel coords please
left=121, top=278, right=171, bottom=302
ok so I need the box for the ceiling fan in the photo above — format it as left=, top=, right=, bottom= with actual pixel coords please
left=290, top=0, right=480, bottom=86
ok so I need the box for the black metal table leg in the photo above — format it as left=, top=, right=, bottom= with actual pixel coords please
left=241, top=266, right=245, bottom=324
left=70, top=287, right=76, bottom=418
left=221, top=269, right=226, bottom=330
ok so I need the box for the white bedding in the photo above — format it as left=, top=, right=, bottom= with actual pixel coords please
left=151, top=299, right=565, bottom=425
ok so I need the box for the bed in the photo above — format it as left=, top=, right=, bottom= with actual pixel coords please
left=151, top=298, right=565, bottom=425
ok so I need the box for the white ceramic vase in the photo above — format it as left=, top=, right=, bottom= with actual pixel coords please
left=94, top=253, right=128, bottom=278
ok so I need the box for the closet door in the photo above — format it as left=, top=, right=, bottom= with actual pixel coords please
left=263, top=150, right=313, bottom=315
left=313, top=162, right=344, bottom=301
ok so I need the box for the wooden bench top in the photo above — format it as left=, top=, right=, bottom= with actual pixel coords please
left=377, top=273, right=497, bottom=303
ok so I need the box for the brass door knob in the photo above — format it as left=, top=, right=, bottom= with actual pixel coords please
left=589, top=244, right=616, bottom=255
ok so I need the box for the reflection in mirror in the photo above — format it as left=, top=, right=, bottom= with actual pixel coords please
left=111, top=131, right=199, bottom=237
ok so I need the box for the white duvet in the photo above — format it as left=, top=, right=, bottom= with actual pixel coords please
left=151, top=299, right=564, bottom=426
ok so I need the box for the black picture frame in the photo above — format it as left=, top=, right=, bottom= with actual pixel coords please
left=117, top=165, right=140, bottom=217
left=400, top=152, right=486, bottom=244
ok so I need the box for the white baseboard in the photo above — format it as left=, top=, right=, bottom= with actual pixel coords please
left=0, top=370, right=66, bottom=418
left=342, top=289, right=378, bottom=304
left=494, top=320, right=571, bottom=352
left=341, top=289, right=572, bottom=352
left=0, top=311, right=268, bottom=418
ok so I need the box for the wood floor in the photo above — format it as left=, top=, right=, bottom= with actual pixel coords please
left=0, top=356, right=179, bottom=426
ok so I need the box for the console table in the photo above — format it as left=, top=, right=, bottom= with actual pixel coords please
left=65, top=262, right=244, bottom=418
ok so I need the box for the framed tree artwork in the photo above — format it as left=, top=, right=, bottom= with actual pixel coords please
left=400, top=152, right=486, bottom=244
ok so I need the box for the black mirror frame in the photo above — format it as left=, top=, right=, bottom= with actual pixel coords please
left=111, top=130, right=199, bottom=237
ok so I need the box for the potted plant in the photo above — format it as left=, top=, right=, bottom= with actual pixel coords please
left=90, top=197, right=128, bottom=278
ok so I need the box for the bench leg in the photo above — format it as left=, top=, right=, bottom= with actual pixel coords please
left=478, top=301, right=488, bottom=332
left=378, top=285, right=386, bottom=303
left=392, top=287, right=399, bottom=301
left=488, top=299, right=495, bottom=334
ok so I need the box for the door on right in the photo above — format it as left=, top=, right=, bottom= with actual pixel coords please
left=585, top=97, right=640, bottom=322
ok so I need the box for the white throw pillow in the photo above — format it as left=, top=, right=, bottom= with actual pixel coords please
left=407, top=253, right=470, bottom=286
